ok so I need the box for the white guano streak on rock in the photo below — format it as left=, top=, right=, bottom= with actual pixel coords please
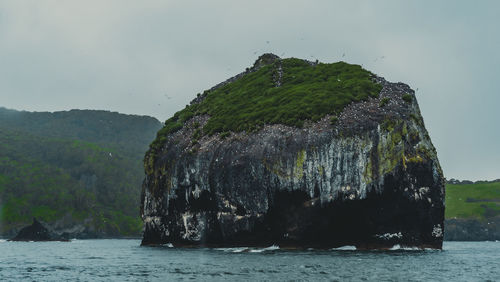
left=375, top=232, right=403, bottom=240
left=432, top=224, right=443, bottom=238
left=265, top=133, right=374, bottom=203
left=181, top=212, right=203, bottom=241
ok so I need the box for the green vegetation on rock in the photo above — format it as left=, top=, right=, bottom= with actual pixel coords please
left=446, top=181, right=500, bottom=220
left=148, top=56, right=382, bottom=161
left=379, top=97, right=390, bottom=107
left=402, top=93, right=413, bottom=103
left=329, top=116, right=338, bottom=125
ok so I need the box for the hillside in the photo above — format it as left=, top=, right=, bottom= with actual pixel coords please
left=0, top=108, right=162, bottom=237
left=0, top=107, right=160, bottom=158
left=446, top=181, right=500, bottom=219
left=445, top=180, right=500, bottom=240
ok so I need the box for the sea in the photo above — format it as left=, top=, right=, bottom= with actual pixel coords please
left=0, top=240, right=498, bottom=281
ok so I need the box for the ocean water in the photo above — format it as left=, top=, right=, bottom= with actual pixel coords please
left=0, top=240, right=498, bottom=281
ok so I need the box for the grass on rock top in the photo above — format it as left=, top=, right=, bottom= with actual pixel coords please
left=149, top=57, right=382, bottom=154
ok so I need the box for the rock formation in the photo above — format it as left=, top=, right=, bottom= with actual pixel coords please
left=141, top=54, right=445, bottom=249
left=9, top=218, right=69, bottom=242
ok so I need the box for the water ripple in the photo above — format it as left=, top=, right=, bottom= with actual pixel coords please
left=0, top=240, right=498, bottom=281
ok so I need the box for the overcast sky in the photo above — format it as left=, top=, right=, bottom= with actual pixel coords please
left=1, top=0, right=499, bottom=181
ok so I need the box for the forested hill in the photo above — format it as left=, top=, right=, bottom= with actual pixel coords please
left=0, top=107, right=161, bottom=158
left=0, top=108, right=162, bottom=237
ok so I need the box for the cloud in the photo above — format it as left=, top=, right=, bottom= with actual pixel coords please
left=0, top=0, right=499, bottom=180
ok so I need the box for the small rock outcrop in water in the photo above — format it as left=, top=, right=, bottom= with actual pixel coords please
left=9, top=218, right=69, bottom=241
left=141, top=54, right=445, bottom=249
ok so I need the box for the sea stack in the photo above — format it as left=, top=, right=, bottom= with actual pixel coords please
left=141, top=54, right=445, bottom=249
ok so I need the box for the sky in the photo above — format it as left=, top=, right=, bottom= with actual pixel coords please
left=0, top=0, right=499, bottom=181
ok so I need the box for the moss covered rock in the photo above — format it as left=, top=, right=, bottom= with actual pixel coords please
left=141, top=54, right=445, bottom=249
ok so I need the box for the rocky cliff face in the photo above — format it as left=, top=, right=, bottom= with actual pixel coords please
left=141, top=55, right=445, bottom=249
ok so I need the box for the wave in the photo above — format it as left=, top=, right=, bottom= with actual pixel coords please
left=215, top=245, right=280, bottom=253
left=249, top=245, right=280, bottom=253
left=388, top=244, right=434, bottom=251
left=331, top=245, right=356, bottom=251
left=329, top=245, right=435, bottom=251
